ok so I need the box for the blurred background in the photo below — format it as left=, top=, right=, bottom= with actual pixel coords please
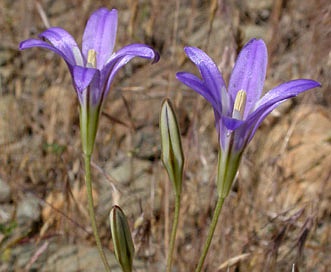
left=0, top=0, right=330, bottom=271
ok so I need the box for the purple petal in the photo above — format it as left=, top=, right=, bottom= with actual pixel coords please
left=72, top=66, right=98, bottom=103
left=38, top=27, right=83, bottom=65
left=110, top=43, right=160, bottom=64
left=20, top=38, right=70, bottom=62
left=184, top=47, right=226, bottom=108
left=82, top=8, right=118, bottom=69
left=80, top=70, right=103, bottom=107
left=19, top=37, right=80, bottom=69
left=222, top=116, right=244, bottom=130
left=101, top=43, right=159, bottom=94
left=176, top=72, right=220, bottom=111
left=228, top=39, right=267, bottom=118
left=243, top=79, right=321, bottom=144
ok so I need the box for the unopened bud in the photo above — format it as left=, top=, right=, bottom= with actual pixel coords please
left=160, top=99, right=184, bottom=196
left=110, top=205, right=135, bottom=272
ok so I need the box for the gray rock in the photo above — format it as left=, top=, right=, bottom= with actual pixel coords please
left=0, top=177, right=11, bottom=203
left=16, top=193, right=41, bottom=225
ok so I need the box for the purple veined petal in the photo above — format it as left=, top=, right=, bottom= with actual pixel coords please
left=176, top=72, right=221, bottom=112
left=19, top=38, right=78, bottom=68
left=72, top=66, right=99, bottom=104
left=84, top=71, right=103, bottom=107
left=242, top=79, right=321, bottom=145
left=38, top=27, right=83, bottom=65
left=228, top=39, right=267, bottom=119
left=82, top=8, right=118, bottom=69
left=88, top=70, right=104, bottom=107
left=107, top=43, right=160, bottom=64
left=101, top=43, right=159, bottom=94
left=184, top=47, right=226, bottom=108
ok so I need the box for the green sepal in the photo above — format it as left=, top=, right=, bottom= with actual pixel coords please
left=79, top=103, right=100, bottom=156
left=216, top=149, right=242, bottom=198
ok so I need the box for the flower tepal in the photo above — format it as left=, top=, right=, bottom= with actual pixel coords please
left=176, top=39, right=321, bottom=198
left=20, top=8, right=159, bottom=156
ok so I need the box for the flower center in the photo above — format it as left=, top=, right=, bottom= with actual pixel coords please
left=87, top=49, right=97, bottom=68
left=232, top=90, right=247, bottom=120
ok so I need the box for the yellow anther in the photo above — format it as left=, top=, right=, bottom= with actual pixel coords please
left=87, top=49, right=97, bottom=68
left=232, top=90, right=247, bottom=120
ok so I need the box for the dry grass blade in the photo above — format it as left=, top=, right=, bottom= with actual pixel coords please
left=217, top=253, right=251, bottom=270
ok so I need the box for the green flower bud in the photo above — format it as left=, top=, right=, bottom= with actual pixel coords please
left=160, top=98, right=184, bottom=196
left=109, top=205, right=135, bottom=272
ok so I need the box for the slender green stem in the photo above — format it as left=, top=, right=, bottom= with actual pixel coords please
left=195, top=196, right=225, bottom=272
left=166, top=194, right=181, bottom=272
left=84, top=154, right=111, bottom=272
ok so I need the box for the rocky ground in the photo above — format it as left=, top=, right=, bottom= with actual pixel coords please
left=0, top=0, right=330, bottom=271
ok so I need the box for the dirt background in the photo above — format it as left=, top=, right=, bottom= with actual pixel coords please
left=0, top=0, right=330, bottom=271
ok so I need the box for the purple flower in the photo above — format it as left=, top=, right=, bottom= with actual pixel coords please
left=176, top=39, right=321, bottom=197
left=20, top=8, right=159, bottom=155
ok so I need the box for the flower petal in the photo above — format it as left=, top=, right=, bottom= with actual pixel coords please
left=38, top=27, right=83, bottom=65
left=222, top=116, right=244, bottom=131
left=101, top=43, right=159, bottom=94
left=109, top=43, right=160, bottom=64
left=176, top=72, right=219, bottom=109
left=228, top=39, right=267, bottom=118
left=72, top=66, right=98, bottom=103
left=82, top=8, right=118, bottom=69
left=19, top=37, right=80, bottom=68
left=243, top=79, right=321, bottom=144
left=184, top=47, right=226, bottom=110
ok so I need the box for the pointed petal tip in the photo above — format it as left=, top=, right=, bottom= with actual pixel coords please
left=311, top=80, right=322, bottom=88
left=304, top=79, right=321, bottom=90
left=92, top=7, right=118, bottom=17
left=151, top=49, right=160, bottom=64
left=290, top=78, right=322, bottom=90
left=19, top=40, right=28, bottom=50
left=183, top=46, right=195, bottom=53
left=175, top=71, right=185, bottom=80
left=183, top=46, right=205, bottom=60
left=19, top=38, right=46, bottom=50
left=244, top=38, right=267, bottom=50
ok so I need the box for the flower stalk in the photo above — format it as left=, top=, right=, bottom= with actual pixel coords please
left=195, top=196, right=225, bottom=272
left=84, top=154, right=111, bottom=272
left=167, top=193, right=181, bottom=272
